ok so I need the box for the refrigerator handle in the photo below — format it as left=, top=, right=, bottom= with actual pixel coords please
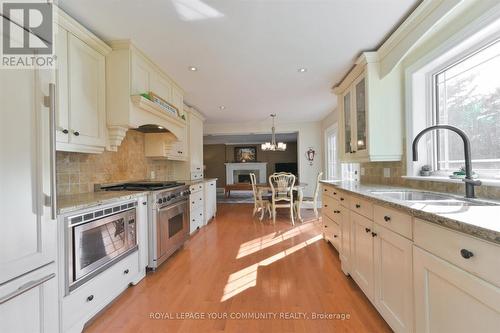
left=44, top=83, right=57, bottom=220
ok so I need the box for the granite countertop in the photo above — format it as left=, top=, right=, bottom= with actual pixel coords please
left=320, top=180, right=500, bottom=244
left=57, top=191, right=148, bottom=215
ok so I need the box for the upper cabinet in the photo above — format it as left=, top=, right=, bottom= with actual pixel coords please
left=188, top=108, right=204, bottom=174
left=55, top=10, right=111, bottom=153
left=106, top=40, right=186, bottom=151
left=333, top=52, right=402, bottom=162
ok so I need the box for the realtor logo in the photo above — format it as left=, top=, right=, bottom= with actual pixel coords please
left=1, top=1, right=55, bottom=68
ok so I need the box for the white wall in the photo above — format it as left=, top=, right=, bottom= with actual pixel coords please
left=204, top=120, right=322, bottom=197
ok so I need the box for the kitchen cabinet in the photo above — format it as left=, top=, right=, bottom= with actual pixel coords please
left=189, top=110, right=204, bottom=174
left=351, top=211, right=375, bottom=301
left=145, top=131, right=188, bottom=161
left=0, top=24, right=58, bottom=331
left=413, top=246, right=500, bottom=333
left=204, top=180, right=217, bottom=224
left=55, top=11, right=111, bottom=154
left=373, top=224, right=413, bottom=333
left=339, top=206, right=351, bottom=275
left=333, top=52, right=402, bottom=162
left=189, top=183, right=205, bottom=233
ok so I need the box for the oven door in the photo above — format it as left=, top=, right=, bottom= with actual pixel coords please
left=157, top=200, right=188, bottom=262
left=72, top=209, right=137, bottom=284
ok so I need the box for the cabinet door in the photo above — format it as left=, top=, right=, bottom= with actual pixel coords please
left=55, top=25, right=69, bottom=143
left=353, top=75, right=367, bottom=153
left=0, top=264, right=58, bottom=333
left=374, top=225, right=413, bottom=333
left=342, top=91, right=353, bottom=155
left=339, top=207, right=351, bottom=274
left=0, top=65, right=56, bottom=283
left=131, top=53, right=150, bottom=95
left=67, top=34, right=106, bottom=147
left=150, top=73, right=172, bottom=102
left=351, top=212, right=374, bottom=300
left=171, top=87, right=183, bottom=112
left=189, top=113, right=204, bottom=173
left=413, top=246, right=500, bottom=333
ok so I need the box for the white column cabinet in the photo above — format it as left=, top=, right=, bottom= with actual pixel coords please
left=204, top=180, right=217, bottom=224
left=373, top=224, right=413, bottom=333
left=413, top=246, right=500, bottom=333
left=189, top=111, right=204, bottom=174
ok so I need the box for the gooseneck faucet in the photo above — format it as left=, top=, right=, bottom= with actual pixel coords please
left=412, top=125, right=481, bottom=198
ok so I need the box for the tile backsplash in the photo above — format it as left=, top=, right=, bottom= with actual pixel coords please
left=360, top=161, right=500, bottom=200
left=57, top=130, right=174, bottom=195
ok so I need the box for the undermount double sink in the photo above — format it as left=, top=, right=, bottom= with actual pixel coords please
left=369, top=190, right=498, bottom=206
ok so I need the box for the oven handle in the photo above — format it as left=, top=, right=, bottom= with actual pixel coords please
left=157, top=199, right=188, bottom=212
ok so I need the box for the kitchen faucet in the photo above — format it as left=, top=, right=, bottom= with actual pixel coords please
left=412, top=125, right=481, bottom=198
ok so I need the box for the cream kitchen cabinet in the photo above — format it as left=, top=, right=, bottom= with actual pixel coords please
left=189, top=109, right=205, bottom=173
left=351, top=211, right=375, bottom=301
left=189, top=183, right=205, bottom=233
left=333, top=52, right=402, bottom=162
left=413, top=246, right=500, bottom=333
left=55, top=11, right=111, bottom=154
left=204, top=180, right=217, bottom=224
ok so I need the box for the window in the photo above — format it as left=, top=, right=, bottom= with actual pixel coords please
left=432, top=40, right=500, bottom=178
left=325, top=125, right=339, bottom=179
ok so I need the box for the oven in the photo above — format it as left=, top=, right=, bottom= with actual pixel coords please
left=149, top=194, right=189, bottom=269
left=66, top=201, right=138, bottom=293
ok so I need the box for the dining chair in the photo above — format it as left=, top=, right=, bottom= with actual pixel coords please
left=295, top=171, right=323, bottom=219
left=269, top=173, right=296, bottom=225
left=250, top=173, right=271, bottom=221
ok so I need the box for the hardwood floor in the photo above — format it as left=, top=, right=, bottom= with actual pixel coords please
left=84, top=204, right=391, bottom=333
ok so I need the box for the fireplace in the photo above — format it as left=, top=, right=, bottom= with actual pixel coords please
left=238, top=174, right=251, bottom=183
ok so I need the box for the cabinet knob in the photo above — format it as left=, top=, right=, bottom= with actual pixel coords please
left=333, top=234, right=338, bottom=238
left=355, top=204, right=361, bottom=208
left=460, top=249, right=474, bottom=259
left=333, top=192, right=337, bottom=195
left=192, top=201, right=195, bottom=204
left=324, top=189, right=327, bottom=192
left=365, top=227, right=371, bottom=233
left=334, top=210, right=340, bottom=213
left=87, top=295, right=94, bottom=302
left=324, top=225, right=328, bottom=228
left=384, top=215, right=391, bottom=222
left=371, top=232, right=377, bottom=237
left=324, top=204, right=328, bottom=207
left=199, top=198, right=202, bottom=200
left=340, top=198, right=344, bottom=201
left=142, top=202, right=147, bottom=205
left=124, top=269, right=129, bottom=274
left=73, top=131, right=80, bottom=136
left=62, top=129, right=69, bottom=134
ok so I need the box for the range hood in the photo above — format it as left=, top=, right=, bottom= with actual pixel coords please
left=134, top=124, right=170, bottom=133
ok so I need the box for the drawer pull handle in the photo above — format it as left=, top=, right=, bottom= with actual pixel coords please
left=142, top=202, right=147, bottom=205
left=324, top=204, right=328, bottom=207
left=340, top=198, right=344, bottom=201
left=334, top=210, right=340, bottom=214
left=333, top=234, right=338, bottom=238
left=365, top=227, right=371, bottom=233
left=324, top=189, right=327, bottom=192
left=0, top=273, right=55, bottom=305
left=192, top=201, right=195, bottom=204
left=383, top=215, right=391, bottom=222
left=73, top=131, right=80, bottom=136
left=460, top=249, right=474, bottom=259
left=324, top=225, right=328, bottom=228
left=333, top=192, right=337, bottom=195
left=355, top=204, right=361, bottom=208
left=62, top=129, right=69, bottom=134
left=124, top=269, right=129, bottom=274
left=371, top=232, right=377, bottom=237
left=87, top=295, right=94, bottom=302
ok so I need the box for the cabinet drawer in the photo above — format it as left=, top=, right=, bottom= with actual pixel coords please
left=189, top=183, right=204, bottom=193
left=322, top=185, right=338, bottom=199
left=323, top=215, right=340, bottom=249
left=350, top=196, right=373, bottom=220
left=62, top=251, right=139, bottom=331
left=191, top=171, right=203, bottom=180
left=338, top=191, right=350, bottom=207
left=190, top=207, right=204, bottom=230
left=190, top=191, right=204, bottom=210
left=414, top=219, right=500, bottom=288
left=374, top=205, right=412, bottom=239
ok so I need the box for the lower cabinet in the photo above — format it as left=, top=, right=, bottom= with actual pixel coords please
left=339, top=207, right=351, bottom=275
left=351, top=211, right=375, bottom=301
left=323, top=215, right=340, bottom=250
left=0, top=264, right=58, bottom=333
left=373, top=224, right=413, bottom=333
left=204, top=180, right=217, bottom=224
left=413, top=246, right=500, bottom=333
left=189, top=183, right=205, bottom=233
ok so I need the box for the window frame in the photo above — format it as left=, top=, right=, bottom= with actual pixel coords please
left=324, top=123, right=339, bottom=180
left=405, top=12, right=500, bottom=181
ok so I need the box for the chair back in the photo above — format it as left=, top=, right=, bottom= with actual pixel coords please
left=269, top=173, right=296, bottom=202
left=313, top=171, right=324, bottom=201
left=249, top=173, right=258, bottom=200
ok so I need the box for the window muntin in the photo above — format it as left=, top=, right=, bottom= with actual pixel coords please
left=433, top=40, right=500, bottom=177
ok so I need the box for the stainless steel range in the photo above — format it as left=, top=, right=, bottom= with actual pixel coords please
left=100, top=181, right=190, bottom=269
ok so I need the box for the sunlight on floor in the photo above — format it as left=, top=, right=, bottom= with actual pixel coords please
left=236, top=223, right=315, bottom=259
left=221, top=234, right=322, bottom=302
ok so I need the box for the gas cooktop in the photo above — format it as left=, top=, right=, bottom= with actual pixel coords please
left=101, top=181, right=185, bottom=191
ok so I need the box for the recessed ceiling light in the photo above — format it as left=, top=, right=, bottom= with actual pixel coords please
left=298, top=68, right=307, bottom=73
left=219, top=106, right=226, bottom=110
left=188, top=66, right=198, bottom=71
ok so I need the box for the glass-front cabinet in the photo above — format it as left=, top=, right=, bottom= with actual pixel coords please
left=334, top=52, right=402, bottom=162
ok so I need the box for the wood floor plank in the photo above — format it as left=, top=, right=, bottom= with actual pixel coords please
left=83, top=204, right=391, bottom=333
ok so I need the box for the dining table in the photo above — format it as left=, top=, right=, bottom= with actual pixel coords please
left=255, top=182, right=308, bottom=221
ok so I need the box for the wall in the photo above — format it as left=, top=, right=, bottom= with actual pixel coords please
left=204, top=121, right=322, bottom=197
left=56, top=130, right=174, bottom=195
left=203, top=142, right=298, bottom=186
left=324, top=1, right=500, bottom=200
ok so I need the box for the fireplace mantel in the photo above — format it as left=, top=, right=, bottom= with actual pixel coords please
left=225, top=162, right=267, bottom=184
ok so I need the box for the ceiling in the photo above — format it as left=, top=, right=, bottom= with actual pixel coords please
left=204, top=132, right=298, bottom=145
left=59, top=0, right=418, bottom=123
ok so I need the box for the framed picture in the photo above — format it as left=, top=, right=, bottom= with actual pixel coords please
left=234, top=146, right=257, bottom=162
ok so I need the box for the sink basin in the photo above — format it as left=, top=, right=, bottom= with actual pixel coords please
left=369, top=190, right=498, bottom=206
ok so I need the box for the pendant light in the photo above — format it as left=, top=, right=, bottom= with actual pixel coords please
left=261, top=114, right=287, bottom=151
